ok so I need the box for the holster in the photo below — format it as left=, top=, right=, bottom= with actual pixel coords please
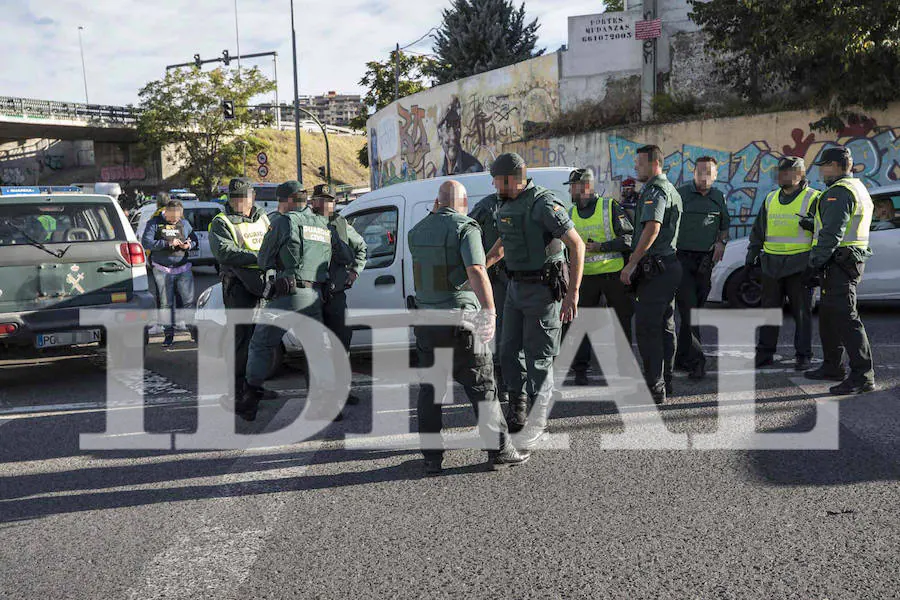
left=542, top=260, right=569, bottom=302
left=833, top=248, right=863, bottom=279
left=263, top=276, right=297, bottom=300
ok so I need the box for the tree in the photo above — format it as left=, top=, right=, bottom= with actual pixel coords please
left=689, top=0, right=900, bottom=129
left=351, top=51, right=437, bottom=166
left=137, top=67, right=276, bottom=195
left=604, top=0, right=624, bottom=11
left=428, top=0, right=543, bottom=85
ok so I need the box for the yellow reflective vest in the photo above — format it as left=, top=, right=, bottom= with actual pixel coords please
left=812, top=177, right=873, bottom=248
left=210, top=212, right=271, bottom=268
left=570, top=198, right=625, bottom=275
left=763, top=187, right=820, bottom=255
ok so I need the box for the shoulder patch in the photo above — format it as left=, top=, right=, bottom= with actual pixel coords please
left=552, top=204, right=562, bottom=212
left=827, top=197, right=837, bottom=202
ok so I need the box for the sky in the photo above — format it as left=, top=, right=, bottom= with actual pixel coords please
left=0, top=0, right=614, bottom=107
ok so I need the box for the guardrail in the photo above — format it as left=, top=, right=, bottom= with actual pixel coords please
left=0, top=96, right=140, bottom=124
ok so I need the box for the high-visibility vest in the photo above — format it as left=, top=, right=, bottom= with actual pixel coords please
left=211, top=212, right=270, bottom=268
left=813, top=177, right=873, bottom=248
left=763, top=187, right=820, bottom=255
left=570, top=197, right=625, bottom=275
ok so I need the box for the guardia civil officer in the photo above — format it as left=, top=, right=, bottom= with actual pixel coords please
left=485, top=153, right=585, bottom=450
left=803, top=146, right=876, bottom=395
left=564, top=168, right=634, bottom=385
left=746, top=156, right=821, bottom=371
left=674, top=156, right=730, bottom=380
left=237, top=181, right=335, bottom=421
left=310, top=184, right=367, bottom=405
left=469, top=188, right=510, bottom=403
left=409, top=180, right=528, bottom=475
left=620, top=145, right=683, bottom=404
left=209, top=178, right=272, bottom=398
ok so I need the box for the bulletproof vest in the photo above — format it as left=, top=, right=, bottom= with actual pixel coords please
left=497, top=185, right=565, bottom=272
left=470, top=194, right=501, bottom=252
left=408, top=209, right=475, bottom=306
left=813, top=177, right=873, bottom=248
left=155, top=220, right=187, bottom=245
left=278, top=208, right=332, bottom=283
left=764, top=187, right=820, bottom=255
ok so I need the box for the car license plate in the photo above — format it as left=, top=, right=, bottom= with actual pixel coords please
left=35, top=329, right=102, bottom=348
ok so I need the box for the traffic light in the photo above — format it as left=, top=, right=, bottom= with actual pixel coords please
left=318, top=166, right=326, bottom=179
left=222, top=100, right=235, bottom=120
left=193, top=53, right=202, bottom=68
left=222, top=49, right=230, bottom=66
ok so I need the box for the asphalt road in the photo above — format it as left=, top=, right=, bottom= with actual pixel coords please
left=1, top=277, right=898, bottom=599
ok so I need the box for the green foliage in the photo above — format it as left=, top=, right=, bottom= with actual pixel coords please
left=689, top=0, right=900, bottom=128
left=651, top=93, right=699, bottom=121
left=428, top=0, right=543, bottom=85
left=357, top=143, right=370, bottom=169
left=137, top=66, right=276, bottom=195
left=604, top=0, right=624, bottom=11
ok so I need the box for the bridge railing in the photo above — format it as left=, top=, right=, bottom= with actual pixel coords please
left=0, top=96, right=140, bottom=124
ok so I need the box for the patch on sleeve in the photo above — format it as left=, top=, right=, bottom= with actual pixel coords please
left=826, top=197, right=837, bottom=202
left=552, top=204, right=562, bottom=212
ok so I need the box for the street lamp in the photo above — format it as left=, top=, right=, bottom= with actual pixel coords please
left=290, top=0, right=303, bottom=183
left=78, top=26, right=90, bottom=104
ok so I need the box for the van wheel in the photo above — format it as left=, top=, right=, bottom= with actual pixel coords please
left=725, top=267, right=762, bottom=308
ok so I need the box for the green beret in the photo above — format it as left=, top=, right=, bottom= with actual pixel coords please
left=277, top=180, right=305, bottom=200
left=490, top=153, right=526, bottom=177
left=228, top=177, right=252, bottom=197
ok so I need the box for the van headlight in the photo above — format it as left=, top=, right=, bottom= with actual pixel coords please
left=197, top=287, right=213, bottom=308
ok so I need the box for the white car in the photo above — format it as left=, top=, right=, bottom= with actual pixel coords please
left=710, top=184, right=900, bottom=306
left=196, top=168, right=576, bottom=367
left=133, top=201, right=223, bottom=268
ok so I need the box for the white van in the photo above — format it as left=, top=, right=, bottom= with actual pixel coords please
left=340, top=167, right=575, bottom=351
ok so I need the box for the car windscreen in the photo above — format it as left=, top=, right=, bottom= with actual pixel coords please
left=254, top=187, right=278, bottom=203
left=0, top=202, right=125, bottom=246
left=184, top=207, right=222, bottom=232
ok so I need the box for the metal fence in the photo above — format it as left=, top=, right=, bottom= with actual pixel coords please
left=0, top=96, right=140, bottom=124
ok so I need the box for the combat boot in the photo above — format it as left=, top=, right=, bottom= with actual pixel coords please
left=489, top=446, right=530, bottom=470
left=505, top=394, right=528, bottom=433
left=236, top=383, right=263, bottom=422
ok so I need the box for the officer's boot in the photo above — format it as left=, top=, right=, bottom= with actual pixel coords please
left=489, top=446, right=530, bottom=470
left=235, top=382, right=263, bottom=422
left=505, top=394, right=528, bottom=433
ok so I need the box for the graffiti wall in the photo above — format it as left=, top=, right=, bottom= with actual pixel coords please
left=367, top=53, right=560, bottom=189
left=506, top=104, right=900, bottom=238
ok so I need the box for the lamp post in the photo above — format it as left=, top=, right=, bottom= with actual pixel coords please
left=78, top=26, right=90, bottom=104
left=290, top=0, right=303, bottom=183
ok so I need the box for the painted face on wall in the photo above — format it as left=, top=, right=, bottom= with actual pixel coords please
left=439, top=121, right=461, bottom=164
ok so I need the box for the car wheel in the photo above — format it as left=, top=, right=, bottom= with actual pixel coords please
left=725, top=267, right=762, bottom=308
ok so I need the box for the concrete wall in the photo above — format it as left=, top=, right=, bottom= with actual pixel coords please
left=506, top=103, right=900, bottom=238
left=366, top=53, right=560, bottom=189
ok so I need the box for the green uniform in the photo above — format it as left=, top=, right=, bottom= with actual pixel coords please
left=674, top=183, right=730, bottom=370
left=208, top=205, right=270, bottom=387
left=567, top=195, right=635, bottom=375
left=632, top=174, right=683, bottom=393
left=322, top=214, right=367, bottom=351
left=469, top=194, right=509, bottom=396
left=496, top=180, right=573, bottom=448
left=810, top=177, right=875, bottom=384
left=746, top=184, right=822, bottom=362
left=245, top=205, right=332, bottom=388
left=408, top=207, right=512, bottom=460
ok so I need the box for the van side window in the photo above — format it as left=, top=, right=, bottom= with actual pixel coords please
left=346, top=207, right=399, bottom=269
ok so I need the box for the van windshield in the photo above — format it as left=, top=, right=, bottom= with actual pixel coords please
left=0, top=202, right=124, bottom=246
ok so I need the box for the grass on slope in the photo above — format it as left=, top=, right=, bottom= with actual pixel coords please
left=248, top=129, right=369, bottom=189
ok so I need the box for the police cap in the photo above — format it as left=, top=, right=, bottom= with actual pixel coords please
left=228, top=177, right=253, bottom=197
left=813, top=146, right=853, bottom=166
left=312, top=183, right=335, bottom=199
left=778, top=156, right=806, bottom=171
left=490, top=153, right=526, bottom=177
left=563, top=168, right=594, bottom=185
left=277, top=180, right=305, bottom=200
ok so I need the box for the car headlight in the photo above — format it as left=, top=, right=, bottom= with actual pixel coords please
left=197, top=287, right=213, bottom=309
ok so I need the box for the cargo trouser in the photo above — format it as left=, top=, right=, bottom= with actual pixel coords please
left=819, top=261, right=874, bottom=384
left=501, top=280, right=561, bottom=449
left=756, top=270, right=813, bottom=361
left=674, top=250, right=713, bottom=369
left=634, top=255, right=682, bottom=392
left=245, top=287, right=323, bottom=388
left=570, top=271, right=635, bottom=374
left=414, top=325, right=511, bottom=460
left=323, top=289, right=351, bottom=351
left=222, top=274, right=261, bottom=388
left=489, top=269, right=509, bottom=396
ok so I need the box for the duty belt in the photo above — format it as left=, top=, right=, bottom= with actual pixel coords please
left=294, top=278, right=322, bottom=289
left=508, top=270, right=543, bottom=283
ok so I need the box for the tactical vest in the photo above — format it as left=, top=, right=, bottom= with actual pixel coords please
left=813, top=177, right=873, bottom=248
left=497, top=185, right=565, bottom=272
left=278, top=209, right=332, bottom=283
left=570, top=197, right=624, bottom=275
left=155, top=220, right=187, bottom=244
left=211, top=212, right=270, bottom=269
left=408, top=210, right=475, bottom=307
left=763, top=187, right=820, bottom=255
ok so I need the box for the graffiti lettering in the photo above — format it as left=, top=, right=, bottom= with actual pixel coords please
left=42, top=154, right=64, bottom=170
left=0, top=167, right=28, bottom=185
left=100, top=165, right=146, bottom=182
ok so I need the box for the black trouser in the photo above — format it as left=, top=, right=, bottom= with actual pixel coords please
left=819, top=261, right=874, bottom=383
left=414, top=325, right=510, bottom=460
left=569, top=272, right=634, bottom=373
left=222, top=275, right=261, bottom=388
left=490, top=270, right=509, bottom=395
left=634, top=255, right=682, bottom=391
left=756, top=270, right=813, bottom=360
left=674, top=250, right=713, bottom=368
left=323, top=289, right=351, bottom=351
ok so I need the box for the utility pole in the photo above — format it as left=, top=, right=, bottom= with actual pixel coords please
left=234, top=0, right=242, bottom=76
left=394, top=43, right=400, bottom=101
left=273, top=54, right=280, bottom=129
left=640, top=0, right=658, bottom=121
left=290, top=0, right=303, bottom=183
left=78, top=26, right=90, bottom=104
